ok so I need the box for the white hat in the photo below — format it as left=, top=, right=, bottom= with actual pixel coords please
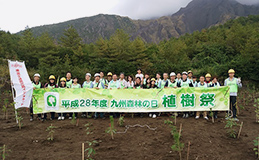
left=170, top=72, right=176, bottom=77
left=34, top=73, right=40, bottom=77
left=94, top=73, right=100, bottom=77
left=182, top=71, right=188, bottom=75
left=85, top=73, right=91, bottom=77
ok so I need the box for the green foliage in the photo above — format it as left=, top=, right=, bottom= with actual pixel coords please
left=254, top=98, right=259, bottom=123
left=1, top=15, right=259, bottom=84
left=85, top=123, right=93, bottom=135
left=0, top=144, right=11, bottom=160
left=106, top=116, right=116, bottom=139
left=46, top=124, right=56, bottom=141
left=224, top=118, right=239, bottom=138
left=84, top=140, right=99, bottom=160
left=118, top=115, right=125, bottom=127
left=253, top=135, right=259, bottom=158
left=164, top=120, right=184, bottom=160
left=70, top=113, right=76, bottom=125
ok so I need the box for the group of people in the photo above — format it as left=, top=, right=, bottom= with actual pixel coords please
left=30, top=69, right=242, bottom=121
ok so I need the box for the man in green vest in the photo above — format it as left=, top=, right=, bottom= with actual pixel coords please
left=196, top=75, right=208, bottom=120
left=158, top=73, right=169, bottom=88
left=108, top=74, right=119, bottom=89
left=30, top=73, right=43, bottom=121
left=100, top=72, right=108, bottom=88
left=66, top=72, right=73, bottom=88
left=224, top=69, right=242, bottom=121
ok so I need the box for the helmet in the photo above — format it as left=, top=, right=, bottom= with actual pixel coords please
left=49, top=75, right=55, bottom=80
left=60, top=77, right=66, bottom=82
left=170, top=72, right=176, bottom=77
left=94, top=73, right=101, bottom=77
left=228, top=69, right=235, bottom=73
left=85, top=73, right=91, bottom=77
left=188, top=70, right=192, bottom=74
left=107, top=72, right=112, bottom=76
left=34, top=73, right=40, bottom=78
left=151, top=78, right=156, bottom=81
left=205, top=73, right=211, bottom=78
left=182, top=71, right=188, bottom=75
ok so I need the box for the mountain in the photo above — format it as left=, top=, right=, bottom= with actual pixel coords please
left=18, top=0, right=259, bottom=43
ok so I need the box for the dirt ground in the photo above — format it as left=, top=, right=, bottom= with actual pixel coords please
left=0, top=88, right=258, bottom=160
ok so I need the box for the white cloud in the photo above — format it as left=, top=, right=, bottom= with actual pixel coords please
left=236, top=0, right=259, bottom=5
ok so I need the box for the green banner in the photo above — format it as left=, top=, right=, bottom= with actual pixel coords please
left=32, top=86, right=230, bottom=113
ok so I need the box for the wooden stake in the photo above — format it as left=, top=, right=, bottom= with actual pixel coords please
left=82, top=143, right=84, bottom=160
left=237, top=122, right=243, bottom=139
left=187, top=141, right=191, bottom=160
left=258, top=138, right=259, bottom=159
left=76, top=118, right=79, bottom=127
left=174, top=112, right=177, bottom=125
left=179, top=123, right=182, bottom=138
left=3, top=144, right=5, bottom=160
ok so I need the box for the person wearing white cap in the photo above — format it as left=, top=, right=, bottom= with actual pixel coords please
left=158, top=73, right=169, bottom=88
left=168, top=72, right=178, bottom=88
left=90, top=73, right=105, bottom=89
left=82, top=73, right=92, bottom=88
left=30, top=73, right=43, bottom=121
left=180, top=71, right=193, bottom=88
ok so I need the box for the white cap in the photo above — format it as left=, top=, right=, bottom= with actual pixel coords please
left=86, top=73, right=91, bottom=77
left=182, top=71, right=188, bottom=75
left=170, top=72, right=176, bottom=77
left=94, top=73, right=100, bottom=77
left=34, top=73, right=40, bottom=77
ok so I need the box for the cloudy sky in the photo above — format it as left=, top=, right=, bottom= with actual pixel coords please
left=0, top=0, right=258, bottom=33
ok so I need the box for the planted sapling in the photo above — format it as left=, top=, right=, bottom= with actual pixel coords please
left=46, top=124, right=56, bottom=141
left=106, top=116, right=116, bottom=139
left=253, top=135, right=259, bottom=159
left=0, top=144, right=11, bottom=160
left=118, top=115, right=125, bottom=127
left=254, top=98, right=259, bottom=123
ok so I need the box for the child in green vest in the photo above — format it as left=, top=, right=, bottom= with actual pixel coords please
left=224, top=69, right=242, bottom=121
left=127, top=75, right=134, bottom=89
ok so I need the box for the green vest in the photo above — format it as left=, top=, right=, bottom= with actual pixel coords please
left=136, top=85, right=141, bottom=89
left=66, top=79, right=73, bottom=88
left=32, top=82, right=41, bottom=89
left=181, top=80, right=189, bottom=87
left=109, top=81, right=118, bottom=89
left=83, top=81, right=92, bottom=88
left=128, top=86, right=133, bottom=89
left=71, top=83, right=81, bottom=89
left=47, top=84, right=55, bottom=89
left=160, top=80, right=168, bottom=88
left=197, top=82, right=207, bottom=88
left=94, top=82, right=104, bottom=89
left=100, top=78, right=107, bottom=85
left=168, top=80, right=177, bottom=88
left=226, top=78, right=238, bottom=93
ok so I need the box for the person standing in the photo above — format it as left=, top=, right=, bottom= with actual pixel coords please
left=100, top=71, right=108, bottom=88
left=168, top=72, right=178, bottom=88
left=176, top=72, right=182, bottom=87
left=30, top=73, right=43, bottom=121
left=107, top=72, right=113, bottom=83
left=66, top=72, right=73, bottom=88
left=195, top=76, right=208, bottom=120
left=118, top=73, right=127, bottom=89
left=44, top=75, right=58, bottom=120
left=158, top=73, right=169, bottom=88
left=135, top=68, right=144, bottom=81
left=224, top=69, right=242, bottom=121
left=108, top=74, right=119, bottom=89
left=82, top=73, right=92, bottom=88
left=205, top=73, right=212, bottom=86
left=127, top=75, right=134, bottom=89
left=58, top=77, right=68, bottom=120
left=70, top=77, right=81, bottom=88
left=91, top=73, right=105, bottom=119
left=155, top=73, right=162, bottom=86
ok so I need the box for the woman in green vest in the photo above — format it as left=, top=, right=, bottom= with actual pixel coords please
left=30, top=73, right=43, bottom=121
left=127, top=75, right=134, bottom=89
left=82, top=73, right=92, bottom=88
left=224, top=69, right=242, bottom=121
left=70, top=77, right=81, bottom=89
left=168, top=72, right=178, bottom=88
left=134, top=77, right=142, bottom=89
left=143, top=78, right=151, bottom=89
left=58, top=77, right=68, bottom=120
left=44, top=75, right=58, bottom=120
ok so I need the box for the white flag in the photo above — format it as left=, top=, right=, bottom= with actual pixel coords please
left=8, top=60, right=33, bottom=109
